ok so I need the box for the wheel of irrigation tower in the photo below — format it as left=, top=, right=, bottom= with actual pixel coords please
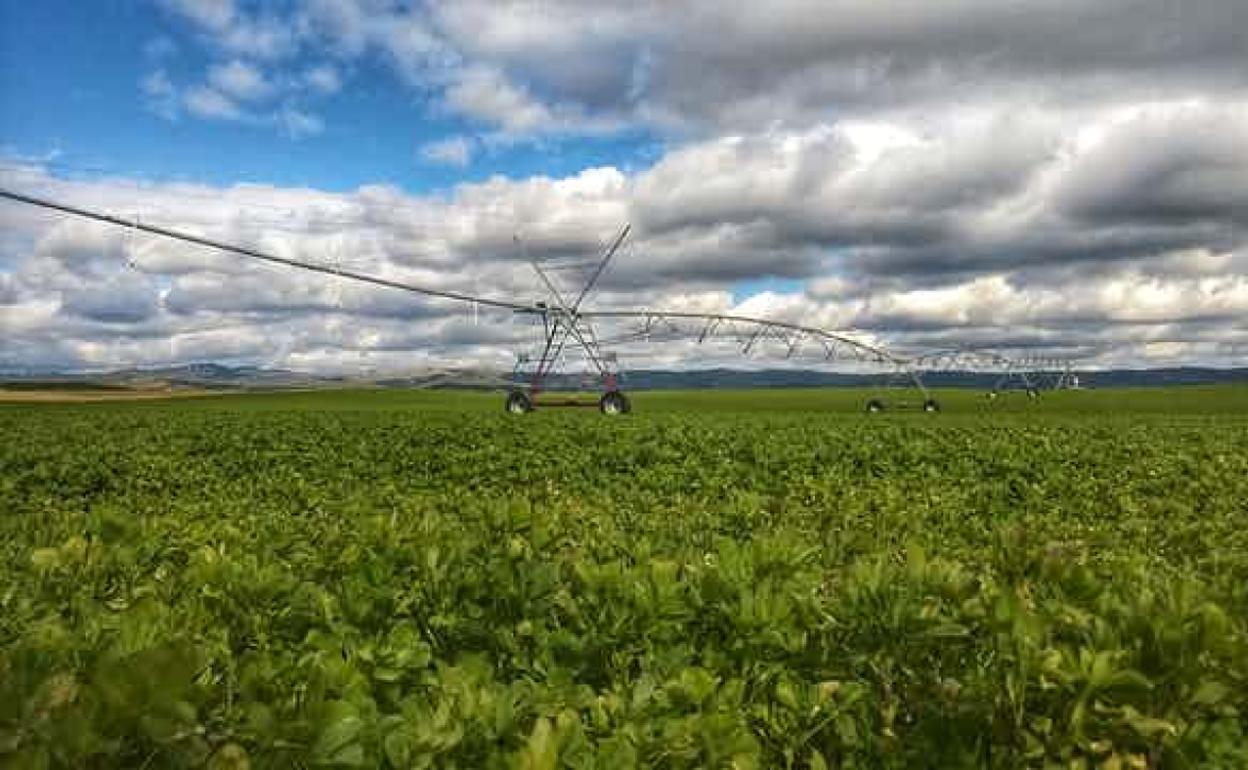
left=504, top=391, right=533, bottom=414
left=865, top=398, right=886, bottom=414
left=923, top=398, right=941, bottom=413
left=599, top=391, right=631, bottom=415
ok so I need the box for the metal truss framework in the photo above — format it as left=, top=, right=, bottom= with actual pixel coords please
left=0, top=187, right=1077, bottom=414
left=913, top=349, right=1081, bottom=397
left=503, top=305, right=933, bottom=412
left=587, top=310, right=898, bottom=366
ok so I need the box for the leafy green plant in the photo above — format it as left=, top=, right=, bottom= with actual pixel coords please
left=1, top=389, right=1246, bottom=767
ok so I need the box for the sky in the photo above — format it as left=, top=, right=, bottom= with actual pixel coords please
left=1, top=0, right=1246, bottom=374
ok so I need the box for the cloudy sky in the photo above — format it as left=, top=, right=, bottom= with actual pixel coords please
left=1, top=0, right=1246, bottom=374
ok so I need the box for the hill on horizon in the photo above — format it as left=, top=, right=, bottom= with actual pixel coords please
left=2, top=363, right=1244, bottom=392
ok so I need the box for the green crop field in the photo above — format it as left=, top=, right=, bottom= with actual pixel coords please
left=2, top=386, right=1246, bottom=768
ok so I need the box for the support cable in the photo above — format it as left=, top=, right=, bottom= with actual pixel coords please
left=0, top=188, right=531, bottom=312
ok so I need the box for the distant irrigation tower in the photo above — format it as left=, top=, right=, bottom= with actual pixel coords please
left=913, top=349, right=1081, bottom=399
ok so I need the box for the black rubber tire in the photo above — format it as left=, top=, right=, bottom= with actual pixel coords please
left=504, top=391, right=532, bottom=414
left=865, top=398, right=886, bottom=414
left=923, top=398, right=941, bottom=413
left=600, top=391, right=630, bottom=415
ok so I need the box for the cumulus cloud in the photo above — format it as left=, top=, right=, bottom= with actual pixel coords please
left=141, top=70, right=181, bottom=121
left=277, top=106, right=324, bottom=138
left=3, top=95, right=1246, bottom=375
left=625, top=102, right=1248, bottom=288
left=0, top=273, right=19, bottom=305
left=412, top=0, right=1248, bottom=135
left=158, top=0, right=234, bottom=33
left=420, top=136, right=475, bottom=167
left=442, top=66, right=558, bottom=134
left=159, top=0, right=296, bottom=59
left=208, top=59, right=274, bottom=102
left=154, top=3, right=328, bottom=135
left=302, top=64, right=341, bottom=94
left=184, top=85, right=244, bottom=120
left=1050, top=103, right=1248, bottom=226
left=61, top=272, right=162, bottom=324
left=179, top=79, right=323, bottom=137
left=150, top=0, right=1248, bottom=142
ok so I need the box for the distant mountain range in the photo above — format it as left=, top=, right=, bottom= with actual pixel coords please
left=0, top=363, right=506, bottom=391
left=623, top=367, right=1247, bottom=389
left=2, top=363, right=1245, bottom=391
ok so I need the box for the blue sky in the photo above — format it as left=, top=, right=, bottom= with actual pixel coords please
left=0, top=1, right=661, bottom=192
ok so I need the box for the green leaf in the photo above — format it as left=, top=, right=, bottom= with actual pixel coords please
left=383, top=727, right=414, bottom=768
left=927, top=622, right=970, bottom=638
left=312, top=700, right=366, bottom=767
left=1191, top=680, right=1231, bottom=707
left=30, top=548, right=61, bottom=570
left=775, top=679, right=799, bottom=711
left=809, top=749, right=829, bottom=770
left=372, top=666, right=402, bottom=683
left=516, top=717, right=557, bottom=770
left=208, top=743, right=252, bottom=770
left=1121, top=707, right=1176, bottom=739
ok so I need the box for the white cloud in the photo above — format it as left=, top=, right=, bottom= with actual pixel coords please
left=159, top=0, right=234, bottom=33
left=141, top=70, right=180, bottom=121
left=216, top=16, right=297, bottom=60
left=3, top=113, right=1246, bottom=375
left=417, top=0, right=1248, bottom=134
left=420, top=136, right=475, bottom=167
left=208, top=59, right=274, bottom=101
left=158, top=0, right=623, bottom=138
left=147, top=0, right=1248, bottom=142
left=175, top=76, right=323, bottom=137
left=277, top=106, right=324, bottom=138
left=150, top=8, right=344, bottom=136
left=0, top=273, right=20, bottom=304
left=302, top=64, right=341, bottom=94
left=443, top=66, right=558, bottom=134
left=160, top=0, right=295, bottom=59
left=184, top=85, right=243, bottom=120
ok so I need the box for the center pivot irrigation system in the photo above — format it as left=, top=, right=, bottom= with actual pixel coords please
left=1, top=188, right=1076, bottom=414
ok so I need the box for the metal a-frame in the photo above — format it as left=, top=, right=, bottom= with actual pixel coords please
left=505, top=225, right=632, bottom=414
